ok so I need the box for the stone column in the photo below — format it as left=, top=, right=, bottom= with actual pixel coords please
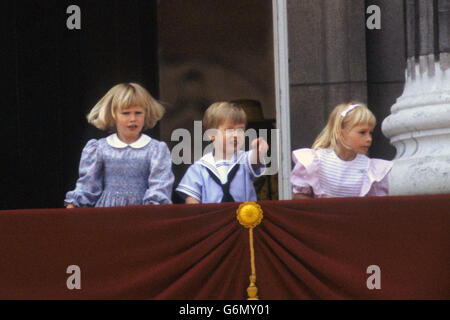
left=382, top=0, right=450, bottom=195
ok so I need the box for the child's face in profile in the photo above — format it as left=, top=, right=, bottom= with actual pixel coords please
left=341, top=123, right=374, bottom=155
left=115, top=105, right=145, bottom=144
left=212, top=120, right=246, bottom=159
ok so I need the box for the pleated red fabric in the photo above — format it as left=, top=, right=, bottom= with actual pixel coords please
left=0, top=195, right=448, bottom=299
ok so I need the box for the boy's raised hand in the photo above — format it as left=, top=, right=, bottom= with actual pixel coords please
left=250, top=137, right=269, bottom=166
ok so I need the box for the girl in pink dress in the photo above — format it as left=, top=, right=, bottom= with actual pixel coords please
left=290, top=102, right=393, bottom=199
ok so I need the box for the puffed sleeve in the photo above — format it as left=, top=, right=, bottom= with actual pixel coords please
left=65, top=139, right=103, bottom=207
left=364, top=159, right=393, bottom=196
left=290, top=148, right=319, bottom=196
left=175, top=164, right=203, bottom=202
left=143, top=141, right=174, bottom=204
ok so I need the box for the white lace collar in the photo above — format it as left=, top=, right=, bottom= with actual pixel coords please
left=106, top=133, right=151, bottom=149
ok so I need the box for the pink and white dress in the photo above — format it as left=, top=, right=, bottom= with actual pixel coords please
left=290, top=148, right=393, bottom=198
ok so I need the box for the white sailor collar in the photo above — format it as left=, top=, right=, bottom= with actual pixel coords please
left=106, top=133, right=151, bottom=149
left=198, top=150, right=246, bottom=177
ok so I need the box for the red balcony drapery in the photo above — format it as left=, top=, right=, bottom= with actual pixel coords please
left=0, top=194, right=448, bottom=299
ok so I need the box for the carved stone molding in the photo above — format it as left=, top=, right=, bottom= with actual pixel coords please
left=382, top=54, right=450, bottom=195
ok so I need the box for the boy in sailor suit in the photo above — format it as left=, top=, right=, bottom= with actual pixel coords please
left=176, top=102, right=269, bottom=203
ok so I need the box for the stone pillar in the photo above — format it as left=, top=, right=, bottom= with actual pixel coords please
left=382, top=0, right=450, bottom=195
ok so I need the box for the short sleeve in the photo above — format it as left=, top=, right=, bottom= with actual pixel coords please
left=366, top=176, right=390, bottom=196
left=176, top=164, right=203, bottom=202
left=364, top=159, right=393, bottom=196
left=143, top=141, right=175, bottom=204
left=290, top=148, right=320, bottom=196
left=65, top=139, right=103, bottom=207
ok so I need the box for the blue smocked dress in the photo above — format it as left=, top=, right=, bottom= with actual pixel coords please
left=65, top=134, right=174, bottom=207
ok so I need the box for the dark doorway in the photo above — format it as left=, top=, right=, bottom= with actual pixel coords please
left=1, top=0, right=159, bottom=210
left=157, top=0, right=277, bottom=202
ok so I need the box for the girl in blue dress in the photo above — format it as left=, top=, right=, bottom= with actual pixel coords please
left=65, top=83, right=174, bottom=207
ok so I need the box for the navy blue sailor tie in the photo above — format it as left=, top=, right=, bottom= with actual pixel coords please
left=205, top=164, right=241, bottom=203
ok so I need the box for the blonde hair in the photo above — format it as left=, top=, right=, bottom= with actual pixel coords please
left=312, top=102, right=376, bottom=150
left=87, top=82, right=165, bottom=131
left=202, top=101, right=247, bottom=131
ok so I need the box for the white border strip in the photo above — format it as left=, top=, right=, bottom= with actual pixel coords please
left=273, top=0, right=292, bottom=200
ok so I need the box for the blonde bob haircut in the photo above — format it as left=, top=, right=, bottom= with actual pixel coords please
left=202, top=101, right=247, bottom=131
left=312, top=102, right=376, bottom=150
left=87, top=82, right=165, bottom=131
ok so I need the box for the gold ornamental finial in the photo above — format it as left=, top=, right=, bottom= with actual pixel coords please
left=236, top=202, right=263, bottom=300
left=236, top=202, right=263, bottom=229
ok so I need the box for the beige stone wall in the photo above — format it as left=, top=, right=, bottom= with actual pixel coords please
left=287, top=0, right=368, bottom=149
left=365, top=0, right=405, bottom=159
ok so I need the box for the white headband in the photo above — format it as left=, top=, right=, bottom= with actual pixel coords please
left=340, top=104, right=360, bottom=118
